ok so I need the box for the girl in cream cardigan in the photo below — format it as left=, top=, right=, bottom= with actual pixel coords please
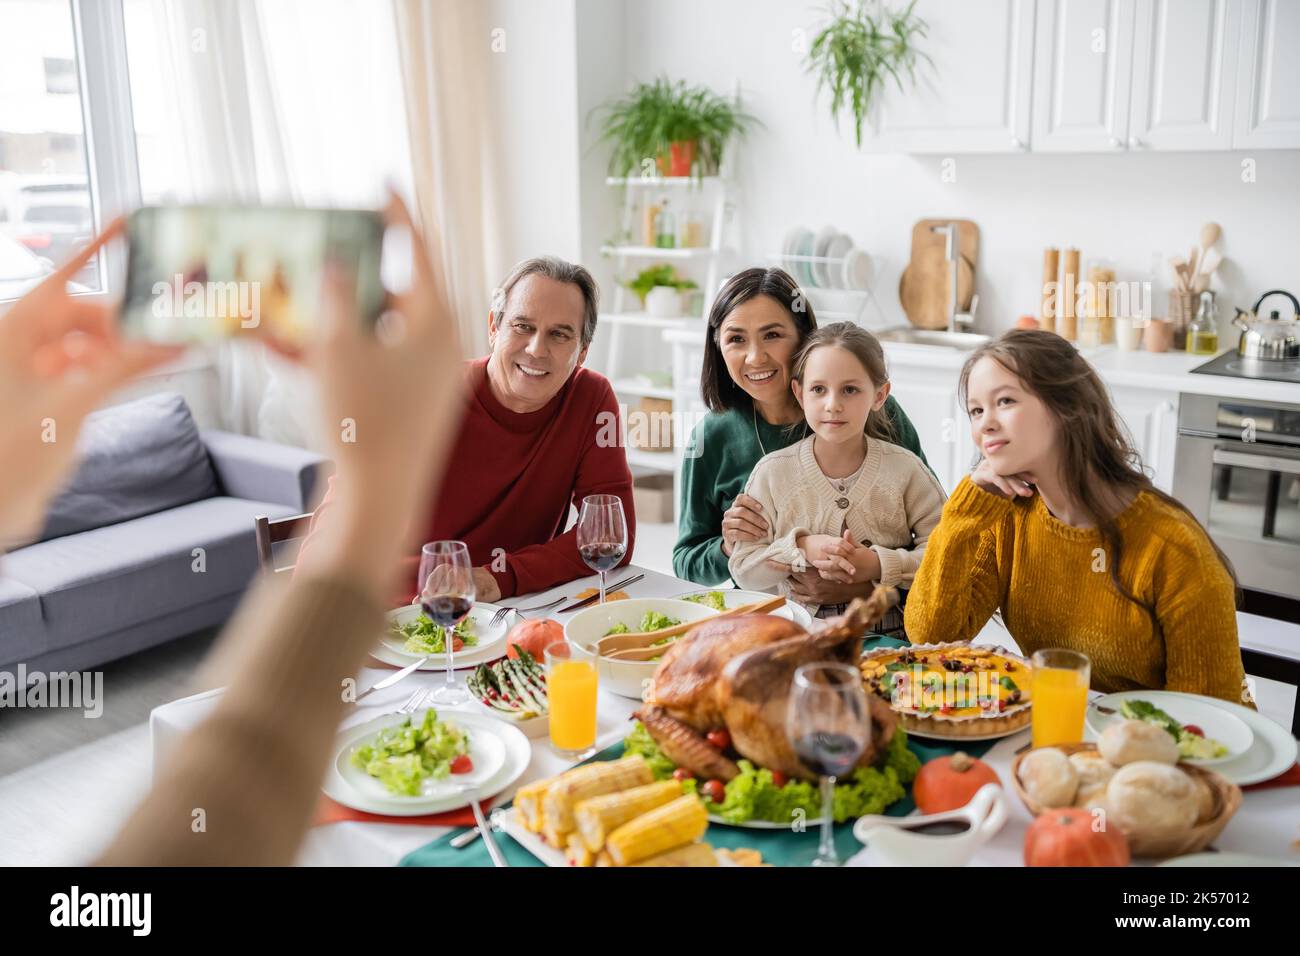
left=728, top=323, right=945, bottom=633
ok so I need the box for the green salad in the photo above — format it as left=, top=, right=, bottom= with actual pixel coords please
left=1120, top=699, right=1229, bottom=760
left=623, top=720, right=920, bottom=824
left=682, top=591, right=728, bottom=611
left=349, top=709, right=470, bottom=796
left=603, top=610, right=681, bottom=637
left=392, top=614, right=476, bottom=655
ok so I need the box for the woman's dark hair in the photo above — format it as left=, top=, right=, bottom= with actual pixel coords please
left=791, top=322, right=897, bottom=444
left=959, top=329, right=1239, bottom=623
left=700, top=267, right=817, bottom=413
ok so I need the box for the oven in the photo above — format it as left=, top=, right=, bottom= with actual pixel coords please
left=1173, top=393, right=1300, bottom=601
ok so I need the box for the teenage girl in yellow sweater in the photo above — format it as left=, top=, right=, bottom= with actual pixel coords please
left=905, top=330, right=1252, bottom=706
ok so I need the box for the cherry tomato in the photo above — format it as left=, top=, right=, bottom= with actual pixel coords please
left=672, top=768, right=694, bottom=783
left=771, top=771, right=789, bottom=788
left=706, top=729, right=732, bottom=750
left=1183, top=724, right=1205, bottom=738
left=450, top=754, right=473, bottom=774
left=701, top=779, right=726, bottom=804
left=450, top=637, right=465, bottom=652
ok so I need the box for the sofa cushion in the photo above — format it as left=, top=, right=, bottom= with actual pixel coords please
left=39, top=392, right=219, bottom=542
left=5, top=497, right=297, bottom=654
left=0, top=576, right=44, bottom=663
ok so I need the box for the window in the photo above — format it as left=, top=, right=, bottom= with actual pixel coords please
left=0, top=0, right=99, bottom=296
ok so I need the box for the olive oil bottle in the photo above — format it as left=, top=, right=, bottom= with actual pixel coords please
left=1186, top=290, right=1219, bottom=355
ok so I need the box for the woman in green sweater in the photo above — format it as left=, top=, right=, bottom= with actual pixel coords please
left=673, top=267, right=929, bottom=611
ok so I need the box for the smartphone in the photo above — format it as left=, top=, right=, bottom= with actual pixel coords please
left=121, top=204, right=386, bottom=347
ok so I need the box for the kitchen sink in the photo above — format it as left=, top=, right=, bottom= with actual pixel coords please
left=875, top=327, right=992, bottom=350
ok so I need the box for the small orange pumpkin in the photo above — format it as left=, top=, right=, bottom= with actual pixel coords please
left=1024, top=808, right=1131, bottom=867
left=505, top=619, right=564, bottom=662
left=913, top=751, right=1001, bottom=814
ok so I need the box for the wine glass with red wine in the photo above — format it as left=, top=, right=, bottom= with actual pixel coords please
left=418, top=540, right=475, bottom=705
left=576, top=494, right=627, bottom=605
left=786, top=662, right=871, bottom=866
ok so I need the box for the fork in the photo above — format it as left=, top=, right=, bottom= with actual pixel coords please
left=488, top=596, right=565, bottom=628
left=391, top=686, right=431, bottom=717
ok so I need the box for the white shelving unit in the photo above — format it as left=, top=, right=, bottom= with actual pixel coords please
left=600, top=175, right=731, bottom=476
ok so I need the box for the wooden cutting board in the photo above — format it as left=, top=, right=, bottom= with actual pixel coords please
left=899, top=219, right=979, bottom=330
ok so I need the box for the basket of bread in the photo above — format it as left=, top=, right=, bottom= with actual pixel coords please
left=1011, top=719, right=1242, bottom=859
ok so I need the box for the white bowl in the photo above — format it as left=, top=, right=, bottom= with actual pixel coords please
left=470, top=697, right=551, bottom=739
left=563, top=598, right=719, bottom=699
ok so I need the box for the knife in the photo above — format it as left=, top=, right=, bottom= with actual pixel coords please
left=556, top=572, right=645, bottom=613
left=354, top=656, right=428, bottom=703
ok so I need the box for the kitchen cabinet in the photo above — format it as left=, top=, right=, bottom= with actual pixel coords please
left=867, top=0, right=1035, bottom=154
left=1030, top=0, right=1137, bottom=152
left=1129, top=0, right=1241, bottom=151
left=885, top=374, right=976, bottom=494
left=1233, top=0, right=1300, bottom=148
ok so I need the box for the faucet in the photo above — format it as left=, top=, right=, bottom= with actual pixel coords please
left=930, top=222, right=977, bottom=333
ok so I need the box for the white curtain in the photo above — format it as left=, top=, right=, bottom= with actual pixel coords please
left=140, top=0, right=413, bottom=447
left=392, top=0, right=505, bottom=355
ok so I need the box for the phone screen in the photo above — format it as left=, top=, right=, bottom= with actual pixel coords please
left=121, top=204, right=386, bottom=346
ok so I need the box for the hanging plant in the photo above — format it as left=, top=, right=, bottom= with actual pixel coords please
left=593, top=77, right=759, bottom=178
left=805, top=0, right=932, bottom=147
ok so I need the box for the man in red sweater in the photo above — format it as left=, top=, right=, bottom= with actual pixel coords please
left=299, top=256, right=635, bottom=605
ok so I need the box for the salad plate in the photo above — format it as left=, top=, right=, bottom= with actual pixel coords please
left=373, top=603, right=510, bottom=670
left=324, top=710, right=529, bottom=816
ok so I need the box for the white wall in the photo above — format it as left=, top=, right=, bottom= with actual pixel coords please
left=483, top=0, right=583, bottom=277
left=576, top=0, right=1300, bottom=341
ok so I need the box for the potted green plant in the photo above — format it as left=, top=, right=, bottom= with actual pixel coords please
left=626, top=264, right=698, bottom=316
left=593, top=77, right=758, bottom=178
left=805, top=0, right=932, bottom=147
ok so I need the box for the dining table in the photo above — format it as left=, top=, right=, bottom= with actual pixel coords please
left=148, top=563, right=1300, bottom=867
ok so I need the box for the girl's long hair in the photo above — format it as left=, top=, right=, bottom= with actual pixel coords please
left=791, top=322, right=897, bottom=444
left=959, top=329, right=1238, bottom=623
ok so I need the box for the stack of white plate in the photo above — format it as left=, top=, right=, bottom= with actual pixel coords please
left=780, top=225, right=873, bottom=291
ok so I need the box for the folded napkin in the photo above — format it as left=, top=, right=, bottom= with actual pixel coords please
left=313, top=793, right=492, bottom=828
left=1241, top=761, right=1300, bottom=792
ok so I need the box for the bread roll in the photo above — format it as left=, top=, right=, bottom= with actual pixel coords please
left=1019, top=747, right=1078, bottom=808
left=1190, top=774, right=1217, bottom=825
left=1070, top=752, right=1115, bottom=812
left=1098, top=719, right=1179, bottom=767
left=1106, top=761, right=1199, bottom=834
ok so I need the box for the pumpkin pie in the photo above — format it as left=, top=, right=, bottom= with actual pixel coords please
left=860, top=642, right=1033, bottom=738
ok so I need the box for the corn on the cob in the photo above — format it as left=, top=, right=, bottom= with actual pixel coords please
left=630, top=842, right=718, bottom=867
left=595, top=851, right=613, bottom=867
left=515, top=776, right=554, bottom=833
left=543, top=756, right=652, bottom=834
left=572, top=780, right=681, bottom=852
left=565, top=833, right=594, bottom=867
left=605, top=795, right=708, bottom=866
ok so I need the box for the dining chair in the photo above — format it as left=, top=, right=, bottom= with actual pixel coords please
left=253, top=510, right=316, bottom=575
left=1239, top=588, right=1300, bottom=738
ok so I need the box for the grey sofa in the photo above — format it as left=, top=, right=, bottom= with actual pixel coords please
left=0, top=392, right=330, bottom=673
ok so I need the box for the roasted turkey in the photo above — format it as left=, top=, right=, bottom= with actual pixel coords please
left=634, top=585, right=900, bottom=782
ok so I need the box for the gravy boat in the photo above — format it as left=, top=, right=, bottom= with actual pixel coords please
left=852, top=783, right=1007, bottom=867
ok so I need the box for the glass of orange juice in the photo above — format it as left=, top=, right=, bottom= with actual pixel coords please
left=1030, top=649, right=1091, bottom=748
left=545, top=641, right=598, bottom=760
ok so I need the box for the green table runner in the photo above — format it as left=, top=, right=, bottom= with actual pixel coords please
left=400, top=636, right=992, bottom=868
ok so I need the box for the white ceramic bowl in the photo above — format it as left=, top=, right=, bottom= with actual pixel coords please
left=470, top=698, right=551, bottom=739
left=563, top=598, right=719, bottom=699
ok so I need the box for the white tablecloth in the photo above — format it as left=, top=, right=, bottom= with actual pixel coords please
left=148, top=565, right=1299, bottom=866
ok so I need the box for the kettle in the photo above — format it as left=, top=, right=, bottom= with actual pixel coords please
left=1233, top=289, right=1300, bottom=360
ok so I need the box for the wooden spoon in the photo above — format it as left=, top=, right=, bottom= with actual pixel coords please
left=596, top=595, right=787, bottom=656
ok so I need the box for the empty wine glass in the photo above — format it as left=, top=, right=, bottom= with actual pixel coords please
left=576, top=494, right=627, bottom=605
left=419, top=540, right=475, bottom=705
left=787, top=662, right=871, bottom=867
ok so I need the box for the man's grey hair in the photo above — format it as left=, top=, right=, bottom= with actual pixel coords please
left=490, top=256, right=599, bottom=347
